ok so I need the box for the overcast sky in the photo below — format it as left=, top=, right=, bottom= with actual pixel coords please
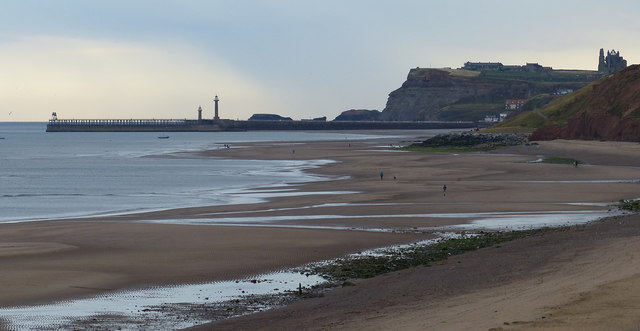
left=1, top=0, right=638, bottom=122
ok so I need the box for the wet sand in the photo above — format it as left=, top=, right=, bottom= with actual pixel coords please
left=205, top=213, right=640, bottom=331
left=2, top=135, right=640, bottom=330
left=0, top=222, right=424, bottom=308
left=79, top=138, right=640, bottom=230
left=193, top=138, right=640, bottom=330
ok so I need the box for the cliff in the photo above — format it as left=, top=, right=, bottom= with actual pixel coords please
left=380, top=68, right=598, bottom=122
left=527, top=65, right=640, bottom=141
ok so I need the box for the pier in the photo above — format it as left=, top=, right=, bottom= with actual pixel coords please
left=46, top=119, right=204, bottom=132
left=45, top=97, right=476, bottom=132
left=46, top=118, right=476, bottom=132
left=48, top=118, right=190, bottom=126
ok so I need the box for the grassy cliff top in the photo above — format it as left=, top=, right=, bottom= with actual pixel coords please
left=408, top=67, right=599, bottom=85
left=439, top=68, right=481, bottom=78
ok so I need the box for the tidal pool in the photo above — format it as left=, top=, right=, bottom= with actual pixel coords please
left=0, top=272, right=326, bottom=331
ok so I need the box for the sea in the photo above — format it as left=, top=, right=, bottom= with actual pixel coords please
left=0, top=122, right=414, bottom=223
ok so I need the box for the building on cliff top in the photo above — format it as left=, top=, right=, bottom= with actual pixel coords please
left=463, top=62, right=551, bottom=72
left=463, top=62, right=503, bottom=70
left=598, top=48, right=627, bottom=74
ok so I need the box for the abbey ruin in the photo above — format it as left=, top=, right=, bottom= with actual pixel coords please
left=598, top=48, right=627, bottom=74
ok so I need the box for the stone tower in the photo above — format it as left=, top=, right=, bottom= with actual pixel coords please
left=598, top=48, right=627, bottom=74
left=598, top=48, right=605, bottom=72
left=213, top=95, right=220, bottom=120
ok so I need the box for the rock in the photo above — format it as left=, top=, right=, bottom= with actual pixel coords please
left=333, top=109, right=381, bottom=121
left=248, top=114, right=293, bottom=121
left=417, top=132, right=529, bottom=148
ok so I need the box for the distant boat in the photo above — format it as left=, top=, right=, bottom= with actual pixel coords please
left=157, top=136, right=170, bottom=139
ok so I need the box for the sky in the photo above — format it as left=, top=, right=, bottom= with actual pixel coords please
left=1, top=0, right=639, bottom=122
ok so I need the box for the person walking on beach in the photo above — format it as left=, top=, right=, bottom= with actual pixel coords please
left=443, top=184, right=447, bottom=196
left=380, top=171, right=384, bottom=180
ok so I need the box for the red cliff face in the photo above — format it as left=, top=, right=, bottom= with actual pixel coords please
left=531, top=65, right=640, bottom=142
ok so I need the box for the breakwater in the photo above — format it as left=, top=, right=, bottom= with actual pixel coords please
left=46, top=119, right=476, bottom=132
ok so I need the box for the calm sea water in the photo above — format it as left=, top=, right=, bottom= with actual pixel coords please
left=0, top=122, right=409, bottom=223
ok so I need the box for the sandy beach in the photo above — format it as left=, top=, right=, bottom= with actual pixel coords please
left=2, top=134, right=640, bottom=330
left=206, top=213, right=640, bottom=331
left=0, top=222, right=424, bottom=308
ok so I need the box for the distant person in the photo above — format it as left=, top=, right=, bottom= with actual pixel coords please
left=380, top=171, right=384, bottom=180
left=574, top=160, right=578, bottom=167
left=443, top=184, right=447, bottom=196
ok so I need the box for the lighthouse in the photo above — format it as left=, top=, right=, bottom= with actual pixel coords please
left=197, top=106, right=203, bottom=121
left=213, top=95, right=220, bottom=120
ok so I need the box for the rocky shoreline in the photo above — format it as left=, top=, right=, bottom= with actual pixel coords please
left=415, top=131, right=530, bottom=149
